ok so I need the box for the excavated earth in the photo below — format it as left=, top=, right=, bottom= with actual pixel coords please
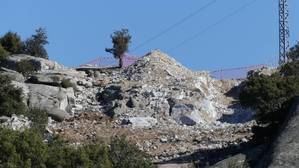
left=0, top=51, right=257, bottom=165
left=48, top=50, right=256, bottom=163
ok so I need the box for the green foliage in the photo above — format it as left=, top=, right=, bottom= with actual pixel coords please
left=23, top=28, right=49, bottom=59
left=47, top=137, right=153, bottom=168
left=46, top=138, right=93, bottom=168
left=240, top=42, right=299, bottom=127
left=60, top=79, right=74, bottom=88
left=0, top=32, right=23, bottom=54
left=110, top=136, right=155, bottom=168
left=0, top=28, right=50, bottom=59
left=27, top=108, right=48, bottom=135
left=0, top=128, right=154, bottom=168
left=0, top=44, right=10, bottom=60
left=287, top=41, right=299, bottom=62
left=240, top=73, right=299, bottom=124
left=0, top=75, right=48, bottom=134
left=280, top=43, right=299, bottom=76
left=0, top=74, right=27, bottom=117
left=280, top=60, right=299, bottom=76
left=105, top=29, right=131, bottom=68
left=46, top=138, right=112, bottom=168
left=0, top=127, right=48, bottom=168
left=16, top=59, right=37, bottom=76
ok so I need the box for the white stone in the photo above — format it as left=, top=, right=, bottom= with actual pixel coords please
left=128, top=117, right=157, bottom=128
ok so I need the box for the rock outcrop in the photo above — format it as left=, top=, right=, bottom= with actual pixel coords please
left=263, top=97, right=299, bottom=167
left=0, top=54, right=63, bottom=72
left=11, top=82, right=75, bottom=121
left=27, top=69, right=86, bottom=87
left=0, top=67, right=25, bottom=82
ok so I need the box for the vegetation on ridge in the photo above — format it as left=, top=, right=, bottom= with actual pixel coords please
left=0, top=28, right=49, bottom=59
left=240, top=41, right=299, bottom=134
left=106, top=29, right=132, bottom=68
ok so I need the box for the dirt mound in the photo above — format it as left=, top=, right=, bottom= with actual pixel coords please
left=91, top=50, right=252, bottom=126
left=124, top=50, right=193, bottom=82
left=46, top=50, right=256, bottom=162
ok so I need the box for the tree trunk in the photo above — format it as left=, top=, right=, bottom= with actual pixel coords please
left=119, top=57, right=123, bottom=68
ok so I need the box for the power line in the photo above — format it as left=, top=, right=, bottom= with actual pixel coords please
left=168, top=0, right=258, bottom=52
left=131, top=0, right=218, bottom=52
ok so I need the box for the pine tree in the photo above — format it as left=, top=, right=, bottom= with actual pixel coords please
left=105, top=29, right=131, bottom=68
left=23, top=28, right=49, bottom=59
left=0, top=31, right=23, bottom=54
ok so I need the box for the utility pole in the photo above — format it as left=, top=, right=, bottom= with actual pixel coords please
left=279, top=0, right=290, bottom=65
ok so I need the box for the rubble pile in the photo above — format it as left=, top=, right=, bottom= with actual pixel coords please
left=94, top=50, right=253, bottom=127
left=1, top=51, right=256, bottom=162
left=50, top=50, right=256, bottom=161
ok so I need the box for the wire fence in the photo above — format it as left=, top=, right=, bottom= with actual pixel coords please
left=79, top=56, right=268, bottom=80
left=210, top=64, right=268, bottom=80
left=79, top=54, right=139, bottom=68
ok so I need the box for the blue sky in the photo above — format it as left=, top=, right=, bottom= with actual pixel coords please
left=0, top=0, right=298, bottom=70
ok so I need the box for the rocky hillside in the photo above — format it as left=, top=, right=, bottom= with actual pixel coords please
left=0, top=51, right=256, bottom=164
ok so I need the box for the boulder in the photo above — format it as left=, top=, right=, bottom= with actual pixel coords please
left=26, top=84, right=75, bottom=120
left=47, top=108, right=71, bottom=121
left=0, top=54, right=63, bottom=72
left=170, top=101, right=204, bottom=126
left=124, top=117, right=158, bottom=128
left=27, top=69, right=85, bottom=87
left=0, top=67, right=25, bottom=82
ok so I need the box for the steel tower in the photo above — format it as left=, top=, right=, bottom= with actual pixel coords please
left=279, top=0, right=290, bottom=64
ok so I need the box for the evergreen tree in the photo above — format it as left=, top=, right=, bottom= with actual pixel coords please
left=0, top=31, right=23, bottom=54
left=23, top=28, right=49, bottom=59
left=105, top=29, right=131, bottom=68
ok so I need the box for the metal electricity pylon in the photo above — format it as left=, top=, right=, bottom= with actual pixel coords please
left=279, top=0, right=290, bottom=65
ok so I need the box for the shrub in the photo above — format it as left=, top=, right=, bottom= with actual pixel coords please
left=23, top=28, right=48, bottom=59
left=60, top=79, right=74, bottom=88
left=280, top=60, right=299, bottom=76
left=16, top=59, right=37, bottom=76
left=110, top=136, right=155, bottom=168
left=46, top=139, right=92, bottom=168
left=27, top=108, right=48, bottom=135
left=287, top=41, right=299, bottom=62
left=240, top=41, right=299, bottom=125
left=0, top=128, right=154, bottom=168
left=240, top=73, right=299, bottom=124
left=0, top=127, right=48, bottom=168
left=46, top=138, right=113, bottom=168
left=0, top=44, right=10, bottom=60
left=0, top=74, right=27, bottom=117
left=0, top=31, right=23, bottom=54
